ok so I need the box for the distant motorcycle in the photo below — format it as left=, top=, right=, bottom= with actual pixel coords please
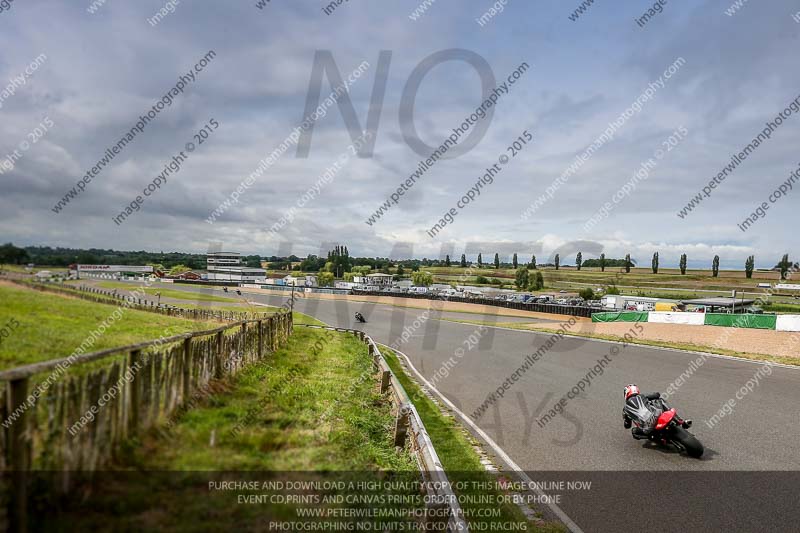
left=354, top=312, right=366, bottom=323
left=623, top=388, right=704, bottom=458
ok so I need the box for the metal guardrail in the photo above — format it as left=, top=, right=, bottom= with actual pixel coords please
left=298, top=324, right=469, bottom=532
left=355, top=290, right=598, bottom=318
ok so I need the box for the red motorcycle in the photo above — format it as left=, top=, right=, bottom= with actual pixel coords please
left=623, top=391, right=704, bottom=458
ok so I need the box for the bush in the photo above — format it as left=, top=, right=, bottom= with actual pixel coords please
left=529, top=272, right=544, bottom=291
left=578, top=288, right=594, bottom=300
left=515, top=267, right=529, bottom=290
left=317, top=271, right=334, bottom=286
left=475, top=275, right=490, bottom=284
left=411, top=271, right=433, bottom=286
left=605, top=285, right=621, bottom=295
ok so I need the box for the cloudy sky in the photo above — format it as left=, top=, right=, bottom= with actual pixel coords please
left=1, top=0, right=798, bottom=268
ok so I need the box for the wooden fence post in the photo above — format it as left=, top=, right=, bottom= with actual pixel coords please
left=182, top=338, right=192, bottom=403
left=215, top=332, right=224, bottom=379
left=128, top=350, right=141, bottom=436
left=393, top=404, right=409, bottom=447
left=368, top=343, right=378, bottom=370
left=240, top=323, right=247, bottom=366
left=380, top=370, right=391, bottom=394
left=257, top=320, right=263, bottom=359
left=7, top=378, right=31, bottom=533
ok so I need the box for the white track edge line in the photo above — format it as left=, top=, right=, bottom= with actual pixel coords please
left=382, top=343, right=585, bottom=533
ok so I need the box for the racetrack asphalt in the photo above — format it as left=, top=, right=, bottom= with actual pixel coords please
left=105, top=282, right=800, bottom=532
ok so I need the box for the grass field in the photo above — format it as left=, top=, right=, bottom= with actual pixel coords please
left=424, top=265, right=785, bottom=292
left=0, top=283, right=218, bottom=369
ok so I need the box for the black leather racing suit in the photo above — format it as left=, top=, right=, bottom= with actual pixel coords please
left=623, top=392, right=665, bottom=439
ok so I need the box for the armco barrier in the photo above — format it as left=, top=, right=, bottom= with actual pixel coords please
left=357, top=291, right=596, bottom=318
left=297, top=324, right=468, bottom=532
left=592, top=311, right=650, bottom=323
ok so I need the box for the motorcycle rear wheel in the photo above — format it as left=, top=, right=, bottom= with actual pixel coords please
left=671, top=427, right=704, bottom=458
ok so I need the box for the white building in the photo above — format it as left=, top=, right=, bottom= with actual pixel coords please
left=205, top=252, right=266, bottom=283
left=364, top=273, right=394, bottom=286
left=283, top=275, right=318, bottom=287
left=601, top=295, right=660, bottom=311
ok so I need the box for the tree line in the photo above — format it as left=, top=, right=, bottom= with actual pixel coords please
left=3, top=243, right=797, bottom=281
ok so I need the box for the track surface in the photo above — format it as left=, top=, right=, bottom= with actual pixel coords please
left=108, top=282, right=800, bottom=531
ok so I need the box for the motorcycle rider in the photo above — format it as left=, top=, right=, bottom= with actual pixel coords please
left=623, top=384, right=667, bottom=440
left=622, top=383, right=701, bottom=457
left=354, top=312, right=365, bottom=323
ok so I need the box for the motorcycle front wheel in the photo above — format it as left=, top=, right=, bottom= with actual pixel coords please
left=671, top=427, right=704, bottom=458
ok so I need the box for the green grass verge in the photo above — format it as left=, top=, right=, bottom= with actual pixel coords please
left=140, top=328, right=416, bottom=470
left=292, top=312, right=326, bottom=326
left=0, top=283, right=218, bottom=369
left=42, top=328, right=419, bottom=530
left=380, top=347, right=565, bottom=532
left=439, top=318, right=800, bottom=367
left=762, top=302, right=800, bottom=314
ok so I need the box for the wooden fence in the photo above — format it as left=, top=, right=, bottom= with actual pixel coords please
left=0, top=312, right=292, bottom=532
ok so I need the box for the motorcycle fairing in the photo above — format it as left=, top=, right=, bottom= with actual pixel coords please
left=655, top=408, right=676, bottom=430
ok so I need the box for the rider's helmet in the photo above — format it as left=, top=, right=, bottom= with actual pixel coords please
left=623, top=384, right=640, bottom=401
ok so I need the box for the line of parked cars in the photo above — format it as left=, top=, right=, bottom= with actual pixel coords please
left=355, top=285, right=601, bottom=308
left=497, top=293, right=602, bottom=307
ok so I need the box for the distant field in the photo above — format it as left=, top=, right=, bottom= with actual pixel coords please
left=421, top=266, right=799, bottom=304
left=263, top=264, right=798, bottom=305
left=0, top=283, right=218, bottom=369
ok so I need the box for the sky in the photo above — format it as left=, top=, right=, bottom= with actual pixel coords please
left=0, top=0, right=798, bottom=269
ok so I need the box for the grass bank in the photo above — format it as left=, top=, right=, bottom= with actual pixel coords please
left=40, top=327, right=419, bottom=530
